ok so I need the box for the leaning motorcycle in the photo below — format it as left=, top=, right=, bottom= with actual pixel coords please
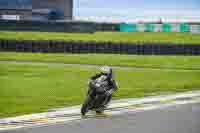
left=81, top=80, right=109, bottom=116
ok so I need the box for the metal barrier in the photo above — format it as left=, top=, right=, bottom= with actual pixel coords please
left=0, top=20, right=96, bottom=33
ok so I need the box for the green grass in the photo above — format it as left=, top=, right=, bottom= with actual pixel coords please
left=0, top=63, right=200, bottom=118
left=1, top=52, right=200, bottom=70
left=0, top=31, right=200, bottom=44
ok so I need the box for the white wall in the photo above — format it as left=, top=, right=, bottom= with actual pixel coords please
left=1, top=15, right=20, bottom=20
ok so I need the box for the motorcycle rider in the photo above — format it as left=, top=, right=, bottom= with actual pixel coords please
left=88, top=66, right=118, bottom=113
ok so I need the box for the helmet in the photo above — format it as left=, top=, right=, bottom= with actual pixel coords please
left=100, top=66, right=112, bottom=75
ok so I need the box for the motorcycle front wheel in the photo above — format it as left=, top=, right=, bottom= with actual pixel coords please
left=81, top=96, right=92, bottom=116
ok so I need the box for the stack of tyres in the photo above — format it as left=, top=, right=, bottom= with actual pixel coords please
left=179, top=23, right=190, bottom=32
left=162, top=23, right=172, bottom=32
left=119, top=23, right=137, bottom=32
left=145, top=24, right=155, bottom=32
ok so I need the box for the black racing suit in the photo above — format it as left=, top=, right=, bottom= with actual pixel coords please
left=88, top=72, right=118, bottom=108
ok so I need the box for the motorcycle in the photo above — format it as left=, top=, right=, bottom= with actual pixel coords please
left=81, top=79, right=110, bottom=116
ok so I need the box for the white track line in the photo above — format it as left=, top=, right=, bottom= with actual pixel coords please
left=0, top=60, right=199, bottom=71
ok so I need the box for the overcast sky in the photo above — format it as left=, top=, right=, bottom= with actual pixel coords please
left=74, top=0, right=200, bottom=22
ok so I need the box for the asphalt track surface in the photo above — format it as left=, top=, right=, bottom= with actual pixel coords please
left=1, top=61, right=200, bottom=71
left=6, top=103, right=200, bottom=133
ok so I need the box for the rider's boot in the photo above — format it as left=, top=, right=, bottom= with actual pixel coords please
left=103, top=95, right=112, bottom=109
left=95, top=106, right=104, bottom=114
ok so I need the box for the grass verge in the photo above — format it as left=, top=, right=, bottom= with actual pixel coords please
left=0, top=52, right=200, bottom=70
left=0, top=31, right=200, bottom=44
left=0, top=63, right=200, bottom=118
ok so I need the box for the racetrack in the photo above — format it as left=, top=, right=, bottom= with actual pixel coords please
left=8, top=103, right=200, bottom=133
left=1, top=60, right=200, bottom=71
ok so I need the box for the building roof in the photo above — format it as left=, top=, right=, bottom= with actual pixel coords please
left=0, top=0, right=32, bottom=10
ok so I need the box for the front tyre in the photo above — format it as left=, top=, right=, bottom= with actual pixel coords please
left=81, top=96, right=92, bottom=116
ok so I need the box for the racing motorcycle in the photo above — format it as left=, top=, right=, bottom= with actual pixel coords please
left=81, top=75, right=110, bottom=116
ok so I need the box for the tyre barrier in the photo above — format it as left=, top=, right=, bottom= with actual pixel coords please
left=0, top=40, right=200, bottom=55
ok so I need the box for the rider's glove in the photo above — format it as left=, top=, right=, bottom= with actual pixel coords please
left=106, top=89, right=113, bottom=96
left=95, top=83, right=101, bottom=87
